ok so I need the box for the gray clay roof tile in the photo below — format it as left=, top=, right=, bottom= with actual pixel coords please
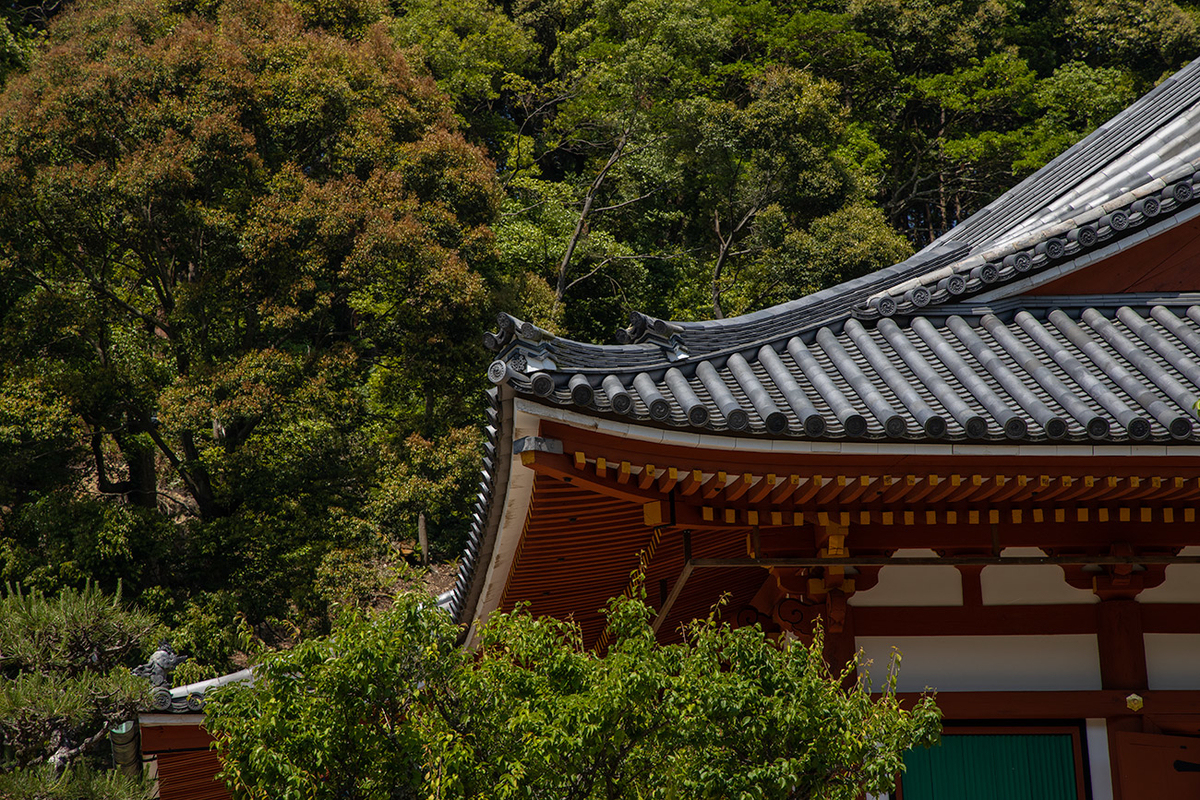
left=490, top=300, right=1200, bottom=445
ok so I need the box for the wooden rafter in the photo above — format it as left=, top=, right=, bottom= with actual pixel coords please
left=526, top=446, right=1200, bottom=530
left=637, top=464, right=657, bottom=490
left=677, top=469, right=703, bottom=496
left=745, top=473, right=777, bottom=504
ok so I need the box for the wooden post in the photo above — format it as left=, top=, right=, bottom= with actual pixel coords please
left=1098, top=598, right=1148, bottom=800
left=823, top=591, right=857, bottom=688
left=1097, top=599, right=1147, bottom=691
left=418, top=512, right=428, bottom=567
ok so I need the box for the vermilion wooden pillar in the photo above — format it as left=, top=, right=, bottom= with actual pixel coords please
left=957, top=565, right=984, bottom=607
left=1097, top=599, right=1148, bottom=800
left=822, top=591, right=857, bottom=685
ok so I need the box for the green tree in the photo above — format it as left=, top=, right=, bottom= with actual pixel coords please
left=829, top=0, right=1196, bottom=244
left=206, top=590, right=940, bottom=799
left=0, top=0, right=502, bottom=652
left=7, top=0, right=1199, bottom=683
left=206, top=592, right=462, bottom=800
left=0, top=0, right=67, bottom=84
left=422, top=0, right=915, bottom=332
left=0, top=584, right=158, bottom=800
left=672, top=66, right=910, bottom=319
left=369, top=0, right=1200, bottom=327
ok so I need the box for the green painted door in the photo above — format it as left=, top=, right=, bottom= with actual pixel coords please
left=902, top=734, right=1078, bottom=800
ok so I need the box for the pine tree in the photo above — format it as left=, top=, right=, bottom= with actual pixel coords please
left=0, top=584, right=159, bottom=800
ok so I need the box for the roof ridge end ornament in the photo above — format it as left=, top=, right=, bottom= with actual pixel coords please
left=617, top=310, right=684, bottom=344
left=482, top=328, right=511, bottom=352
left=615, top=310, right=649, bottom=343
left=494, top=312, right=557, bottom=345
left=487, top=345, right=557, bottom=387
left=483, top=311, right=519, bottom=352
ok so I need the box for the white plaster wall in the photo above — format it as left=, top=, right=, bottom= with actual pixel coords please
left=849, top=549, right=963, bottom=607
left=1085, top=719, right=1114, bottom=800
left=1145, top=634, right=1200, bottom=689
left=1138, top=546, right=1200, bottom=604
left=981, top=547, right=1099, bottom=605
left=855, top=634, right=1103, bottom=693
left=1138, top=566, right=1200, bottom=603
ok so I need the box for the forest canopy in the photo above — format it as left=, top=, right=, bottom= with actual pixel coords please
left=0, top=0, right=1195, bottom=675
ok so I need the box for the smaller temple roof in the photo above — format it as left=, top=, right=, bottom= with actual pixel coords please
left=144, top=668, right=254, bottom=714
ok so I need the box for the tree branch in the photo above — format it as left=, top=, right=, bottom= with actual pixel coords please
left=48, top=724, right=111, bottom=774
left=554, top=128, right=630, bottom=308
left=90, top=431, right=133, bottom=495
left=592, top=191, right=655, bottom=214
left=563, top=257, right=613, bottom=294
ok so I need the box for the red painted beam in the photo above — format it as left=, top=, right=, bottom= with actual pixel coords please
left=849, top=604, right=1200, bottom=637
left=854, top=605, right=1096, bottom=637
left=542, top=420, right=1200, bottom=476
left=888, top=690, right=1200, bottom=720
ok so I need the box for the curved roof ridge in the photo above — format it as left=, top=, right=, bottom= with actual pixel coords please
left=930, top=58, right=1200, bottom=252
left=484, top=240, right=972, bottom=372
left=856, top=162, right=1200, bottom=318
left=634, top=239, right=968, bottom=338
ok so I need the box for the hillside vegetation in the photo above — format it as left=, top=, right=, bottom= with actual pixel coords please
left=0, top=0, right=1194, bottom=671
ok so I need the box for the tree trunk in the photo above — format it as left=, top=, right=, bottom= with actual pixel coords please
left=116, top=426, right=158, bottom=509
left=179, top=430, right=220, bottom=519
left=554, top=130, right=629, bottom=309
left=711, top=246, right=728, bottom=320
left=710, top=202, right=760, bottom=319
left=418, top=512, right=429, bottom=567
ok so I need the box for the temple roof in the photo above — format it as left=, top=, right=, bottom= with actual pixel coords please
left=453, top=60, right=1200, bottom=625
left=140, top=668, right=254, bottom=714
left=489, top=297, right=1200, bottom=444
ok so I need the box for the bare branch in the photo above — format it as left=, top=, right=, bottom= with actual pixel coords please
left=554, top=128, right=631, bottom=307
left=500, top=197, right=551, bottom=217
left=592, top=191, right=655, bottom=214
left=563, top=257, right=613, bottom=294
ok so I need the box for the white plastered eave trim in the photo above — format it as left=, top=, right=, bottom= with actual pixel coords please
left=460, top=404, right=542, bottom=648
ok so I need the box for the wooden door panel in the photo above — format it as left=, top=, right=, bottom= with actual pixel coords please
left=1116, top=731, right=1200, bottom=798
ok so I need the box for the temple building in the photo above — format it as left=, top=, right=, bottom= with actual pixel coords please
left=453, top=58, right=1200, bottom=799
